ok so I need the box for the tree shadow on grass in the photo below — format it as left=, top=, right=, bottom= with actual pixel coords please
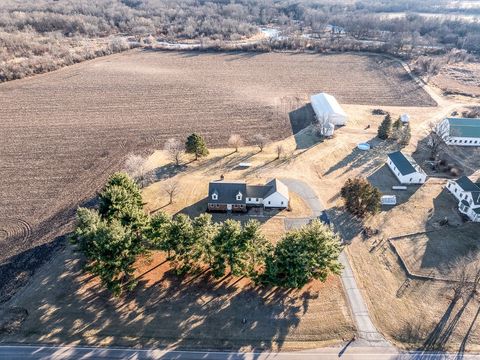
left=0, top=247, right=334, bottom=355
left=324, top=137, right=399, bottom=178
left=412, top=136, right=480, bottom=179
left=418, top=189, right=479, bottom=275
left=144, top=163, right=188, bottom=186
left=328, top=206, right=364, bottom=243
left=205, top=151, right=258, bottom=174
left=367, top=164, right=421, bottom=209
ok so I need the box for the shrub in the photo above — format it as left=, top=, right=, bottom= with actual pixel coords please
left=372, top=109, right=387, bottom=115
left=450, top=168, right=460, bottom=177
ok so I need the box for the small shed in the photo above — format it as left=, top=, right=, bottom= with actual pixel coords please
left=387, top=151, right=427, bottom=185
left=310, top=92, right=348, bottom=126
left=324, top=122, right=335, bottom=137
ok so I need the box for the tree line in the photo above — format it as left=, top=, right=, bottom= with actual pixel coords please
left=71, top=172, right=343, bottom=296
left=2, top=0, right=480, bottom=83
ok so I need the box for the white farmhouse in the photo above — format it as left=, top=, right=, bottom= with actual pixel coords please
left=310, top=92, right=348, bottom=126
left=436, top=117, right=480, bottom=146
left=208, top=178, right=289, bottom=212
left=446, top=176, right=480, bottom=222
left=387, top=151, right=427, bottom=185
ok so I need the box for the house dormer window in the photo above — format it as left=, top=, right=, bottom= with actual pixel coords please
left=236, top=191, right=243, bottom=201
left=212, top=191, right=218, bottom=200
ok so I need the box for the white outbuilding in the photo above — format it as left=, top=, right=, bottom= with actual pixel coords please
left=310, top=92, right=348, bottom=126
left=387, top=151, right=427, bottom=185
left=436, top=117, right=480, bottom=147
left=400, top=114, right=410, bottom=124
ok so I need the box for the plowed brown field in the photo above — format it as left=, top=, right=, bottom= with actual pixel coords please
left=0, top=50, right=435, bottom=301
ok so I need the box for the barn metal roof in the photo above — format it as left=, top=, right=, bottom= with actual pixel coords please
left=446, top=118, right=480, bottom=138
left=310, top=92, right=347, bottom=117
left=388, top=151, right=425, bottom=176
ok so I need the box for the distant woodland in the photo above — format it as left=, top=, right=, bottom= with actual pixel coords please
left=1, top=0, right=480, bottom=82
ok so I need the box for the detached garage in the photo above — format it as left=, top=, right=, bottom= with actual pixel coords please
left=310, top=92, right=348, bottom=126
left=387, top=151, right=427, bottom=185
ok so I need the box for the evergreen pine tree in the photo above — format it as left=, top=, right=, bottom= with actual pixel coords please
left=400, top=123, right=412, bottom=146
left=340, top=177, right=381, bottom=217
left=391, top=117, right=403, bottom=140
left=377, top=113, right=392, bottom=140
left=185, top=133, right=209, bottom=160
left=262, top=220, right=343, bottom=288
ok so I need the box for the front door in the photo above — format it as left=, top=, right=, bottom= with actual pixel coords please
left=227, top=204, right=232, bottom=211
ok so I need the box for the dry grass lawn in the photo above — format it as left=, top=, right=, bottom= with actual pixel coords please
left=0, top=247, right=354, bottom=351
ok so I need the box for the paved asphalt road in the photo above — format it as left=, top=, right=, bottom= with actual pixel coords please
left=280, top=178, right=389, bottom=347
left=2, top=344, right=480, bottom=360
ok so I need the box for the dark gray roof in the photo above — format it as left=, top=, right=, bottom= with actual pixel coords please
left=447, top=118, right=480, bottom=138
left=208, top=180, right=246, bottom=204
left=263, top=178, right=289, bottom=199
left=208, top=179, right=289, bottom=204
left=387, top=151, right=421, bottom=176
left=246, top=185, right=270, bottom=198
left=456, top=176, right=480, bottom=192
left=473, top=193, right=480, bottom=206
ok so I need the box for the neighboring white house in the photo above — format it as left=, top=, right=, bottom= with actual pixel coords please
left=387, top=151, right=427, bottom=185
left=436, top=117, right=480, bottom=146
left=446, top=176, right=480, bottom=222
left=310, top=92, right=348, bottom=126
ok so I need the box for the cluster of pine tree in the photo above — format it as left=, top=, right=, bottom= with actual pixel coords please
left=72, top=172, right=343, bottom=296
left=340, top=177, right=382, bottom=218
left=377, top=114, right=411, bottom=146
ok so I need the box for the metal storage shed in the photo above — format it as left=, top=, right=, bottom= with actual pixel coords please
left=310, top=92, right=348, bottom=126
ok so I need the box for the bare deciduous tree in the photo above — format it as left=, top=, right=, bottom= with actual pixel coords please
left=275, top=144, right=285, bottom=159
left=253, top=134, right=269, bottom=152
left=164, top=138, right=184, bottom=166
left=448, top=253, right=480, bottom=301
left=228, top=134, right=244, bottom=152
left=164, top=180, right=179, bottom=204
left=427, top=121, right=447, bottom=161
left=314, top=113, right=332, bottom=137
left=124, top=154, right=148, bottom=187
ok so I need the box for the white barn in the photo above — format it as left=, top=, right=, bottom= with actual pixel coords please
left=310, top=92, right=348, bottom=126
left=436, top=117, right=480, bottom=146
left=446, top=176, right=480, bottom=222
left=387, top=151, right=427, bottom=185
